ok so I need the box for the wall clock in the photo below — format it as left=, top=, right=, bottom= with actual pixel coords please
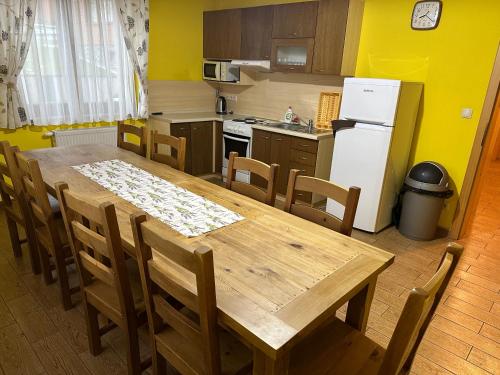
left=411, top=1, right=442, bottom=30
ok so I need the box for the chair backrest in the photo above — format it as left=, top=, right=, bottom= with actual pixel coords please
left=117, top=121, right=147, bottom=157
left=226, top=151, right=279, bottom=206
left=56, top=183, right=136, bottom=319
left=284, top=169, right=361, bottom=236
left=0, top=141, right=22, bottom=213
left=15, top=153, right=60, bottom=240
left=380, top=243, right=463, bottom=374
left=131, top=213, right=221, bottom=374
left=149, top=130, right=187, bottom=172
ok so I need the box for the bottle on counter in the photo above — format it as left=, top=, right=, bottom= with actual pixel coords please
left=284, top=106, right=294, bottom=123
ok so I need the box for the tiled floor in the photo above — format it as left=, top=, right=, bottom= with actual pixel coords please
left=0, top=164, right=499, bottom=374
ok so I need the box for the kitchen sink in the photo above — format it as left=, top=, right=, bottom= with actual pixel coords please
left=264, top=122, right=329, bottom=134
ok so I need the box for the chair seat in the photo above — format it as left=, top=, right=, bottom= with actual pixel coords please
left=84, top=258, right=145, bottom=324
left=156, top=315, right=252, bottom=375
left=289, top=318, right=385, bottom=375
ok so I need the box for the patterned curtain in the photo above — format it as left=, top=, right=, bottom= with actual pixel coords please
left=0, top=0, right=36, bottom=129
left=114, top=0, right=149, bottom=118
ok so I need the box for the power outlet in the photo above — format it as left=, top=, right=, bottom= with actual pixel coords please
left=225, top=94, right=238, bottom=102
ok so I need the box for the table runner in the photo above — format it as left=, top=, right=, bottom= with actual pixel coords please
left=72, top=159, right=244, bottom=237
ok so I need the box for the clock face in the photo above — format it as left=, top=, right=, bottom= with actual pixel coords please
left=412, top=1, right=442, bottom=30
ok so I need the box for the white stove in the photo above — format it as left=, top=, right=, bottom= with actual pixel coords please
left=222, top=118, right=257, bottom=183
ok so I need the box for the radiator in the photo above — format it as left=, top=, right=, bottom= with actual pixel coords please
left=47, top=126, right=118, bottom=147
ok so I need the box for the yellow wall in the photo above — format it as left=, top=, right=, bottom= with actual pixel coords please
left=150, top=0, right=215, bottom=80
left=356, top=0, right=500, bottom=227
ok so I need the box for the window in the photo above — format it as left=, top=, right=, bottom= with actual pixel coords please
left=19, top=0, right=136, bottom=125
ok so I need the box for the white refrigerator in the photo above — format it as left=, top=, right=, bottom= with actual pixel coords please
left=326, top=78, right=423, bottom=233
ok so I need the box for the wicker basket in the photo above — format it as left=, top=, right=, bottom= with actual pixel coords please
left=315, top=92, right=341, bottom=129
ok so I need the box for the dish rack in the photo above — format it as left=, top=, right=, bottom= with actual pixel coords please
left=315, top=92, right=341, bottom=129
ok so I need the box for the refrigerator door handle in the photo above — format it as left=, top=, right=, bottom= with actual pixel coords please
left=344, top=117, right=386, bottom=126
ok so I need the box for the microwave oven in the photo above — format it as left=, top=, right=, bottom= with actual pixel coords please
left=203, top=61, right=240, bottom=83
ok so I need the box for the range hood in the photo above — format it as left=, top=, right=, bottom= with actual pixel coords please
left=231, top=60, right=271, bottom=71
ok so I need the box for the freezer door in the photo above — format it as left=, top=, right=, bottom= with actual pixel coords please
left=340, top=80, right=401, bottom=127
left=326, top=124, right=393, bottom=232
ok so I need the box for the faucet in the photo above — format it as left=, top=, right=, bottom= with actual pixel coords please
left=293, top=117, right=314, bottom=131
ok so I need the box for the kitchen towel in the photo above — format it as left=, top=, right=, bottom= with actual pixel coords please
left=72, top=159, right=244, bottom=237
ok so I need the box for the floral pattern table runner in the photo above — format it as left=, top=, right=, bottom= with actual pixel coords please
left=72, top=160, right=244, bottom=237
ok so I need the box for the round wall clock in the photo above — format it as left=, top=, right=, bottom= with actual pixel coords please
left=411, top=1, right=442, bottom=30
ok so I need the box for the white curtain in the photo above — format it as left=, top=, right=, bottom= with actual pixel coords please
left=0, top=0, right=37, bottom=129
left=18, top=0, right=136, bottom=126
left=114, top=0, right=149, bottom=118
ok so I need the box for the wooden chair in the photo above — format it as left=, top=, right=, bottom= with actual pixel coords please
left=15, top=153, right=77, bottom=310
left=130, top=212, right=253, bottom=375
left=56, top=183, right=150, bottom=374
left=0, top=141, right=41, bottom=274
left=117, top=121, right=147, bottom=157
left=226, top=151, right=279, bottom=206
left=284, top=169, right=361, bottom=236
left=149, top=130, right=187, bottom=172
left=289, top=243, right=463, bottom=375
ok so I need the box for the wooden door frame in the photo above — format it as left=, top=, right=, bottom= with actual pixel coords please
left=449, top=43, right=500, bottom=239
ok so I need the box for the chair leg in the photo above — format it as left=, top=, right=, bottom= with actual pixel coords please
left=84, top=302, right=102, bottom=356
left=153, top=351, right=167, bottom=375
left=38, top=244, right=54, bottom=284
left=6, top=216, right=22, bottom=258
left=125, top=322, right=142, bottom=375
left=24, top=224, right=41, bottom=274
left=53, top=252, right=73, bottom=310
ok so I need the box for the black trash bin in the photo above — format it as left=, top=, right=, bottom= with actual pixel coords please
left=399, top=162, right=453, bottom=240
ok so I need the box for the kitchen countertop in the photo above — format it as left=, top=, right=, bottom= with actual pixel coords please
left=149, top=111, right=238, bottom=123
left=149, top=111, right=333, bottom=140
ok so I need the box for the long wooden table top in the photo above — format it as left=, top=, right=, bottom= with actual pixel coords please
left=22, top=145, right=394, bottom=359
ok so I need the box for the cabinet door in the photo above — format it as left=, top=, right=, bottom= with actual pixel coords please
left=191, top=122, right=213, bottom=176
left=241, top=6, right=274, bottom=60
left=312, top=0, right=349, bottom=75
left=272, top=2, right=318, bottom=39
left=203, top=9, right=242, bottom=59
left=251, top=129, right=272, bottom=188
left=289, top=162, right=315, bottom=203
left=214, top=121, right=223, bottom=174
left=270, top=133, right=291, bottom=195
left=170, top=123, right=192, bottom=174
left=271, top=38, right=315, bottom=73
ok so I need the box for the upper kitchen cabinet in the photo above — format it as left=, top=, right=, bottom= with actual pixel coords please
left=203, top=9, right=242, bottom=59
left=313, top=0, right=364, bottom=76
left=272, top=2, right=319, bottom=39
left=241, top=6, right=274, bottom=60
left=312, top=0, right=349, bottom=75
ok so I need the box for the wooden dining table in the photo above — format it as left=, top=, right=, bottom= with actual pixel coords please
left=22, top=144, right=394, bottom=375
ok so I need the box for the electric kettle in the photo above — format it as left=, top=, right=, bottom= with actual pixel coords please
left=216, top=95, right=227, bottom=115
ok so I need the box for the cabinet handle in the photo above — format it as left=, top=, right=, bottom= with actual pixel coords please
left=275, top=138, right=283, bottom=141
left=289, top=32, right=297, bottom=36
left=288, top=67, right=295, bottom=70
left=300, top=144, right=310, bottom=147
left=300, top=157, right=308, bottom=160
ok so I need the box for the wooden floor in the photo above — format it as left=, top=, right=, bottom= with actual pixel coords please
left=0, top=166, right=499, bottom=374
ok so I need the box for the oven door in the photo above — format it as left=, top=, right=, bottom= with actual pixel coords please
left=222, top=132, right=252, bottom=182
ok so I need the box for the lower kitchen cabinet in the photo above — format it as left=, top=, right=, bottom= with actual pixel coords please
left=251, top=129, right=333, bottom=204
left=215, top=121, right=223, bottom=174
left=270, top=133, right=292, bottom=195
left=170, top=122, right=192, bottom=174
left=251, top=129, right=272, bottom=188
left=170, top=122, right=213, bottom=176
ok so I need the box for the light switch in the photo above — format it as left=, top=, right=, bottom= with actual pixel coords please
left=461, top=108, right=473, bottom=119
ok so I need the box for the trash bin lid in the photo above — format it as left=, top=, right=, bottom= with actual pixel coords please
left=405, top=162, right=449, bottom=192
